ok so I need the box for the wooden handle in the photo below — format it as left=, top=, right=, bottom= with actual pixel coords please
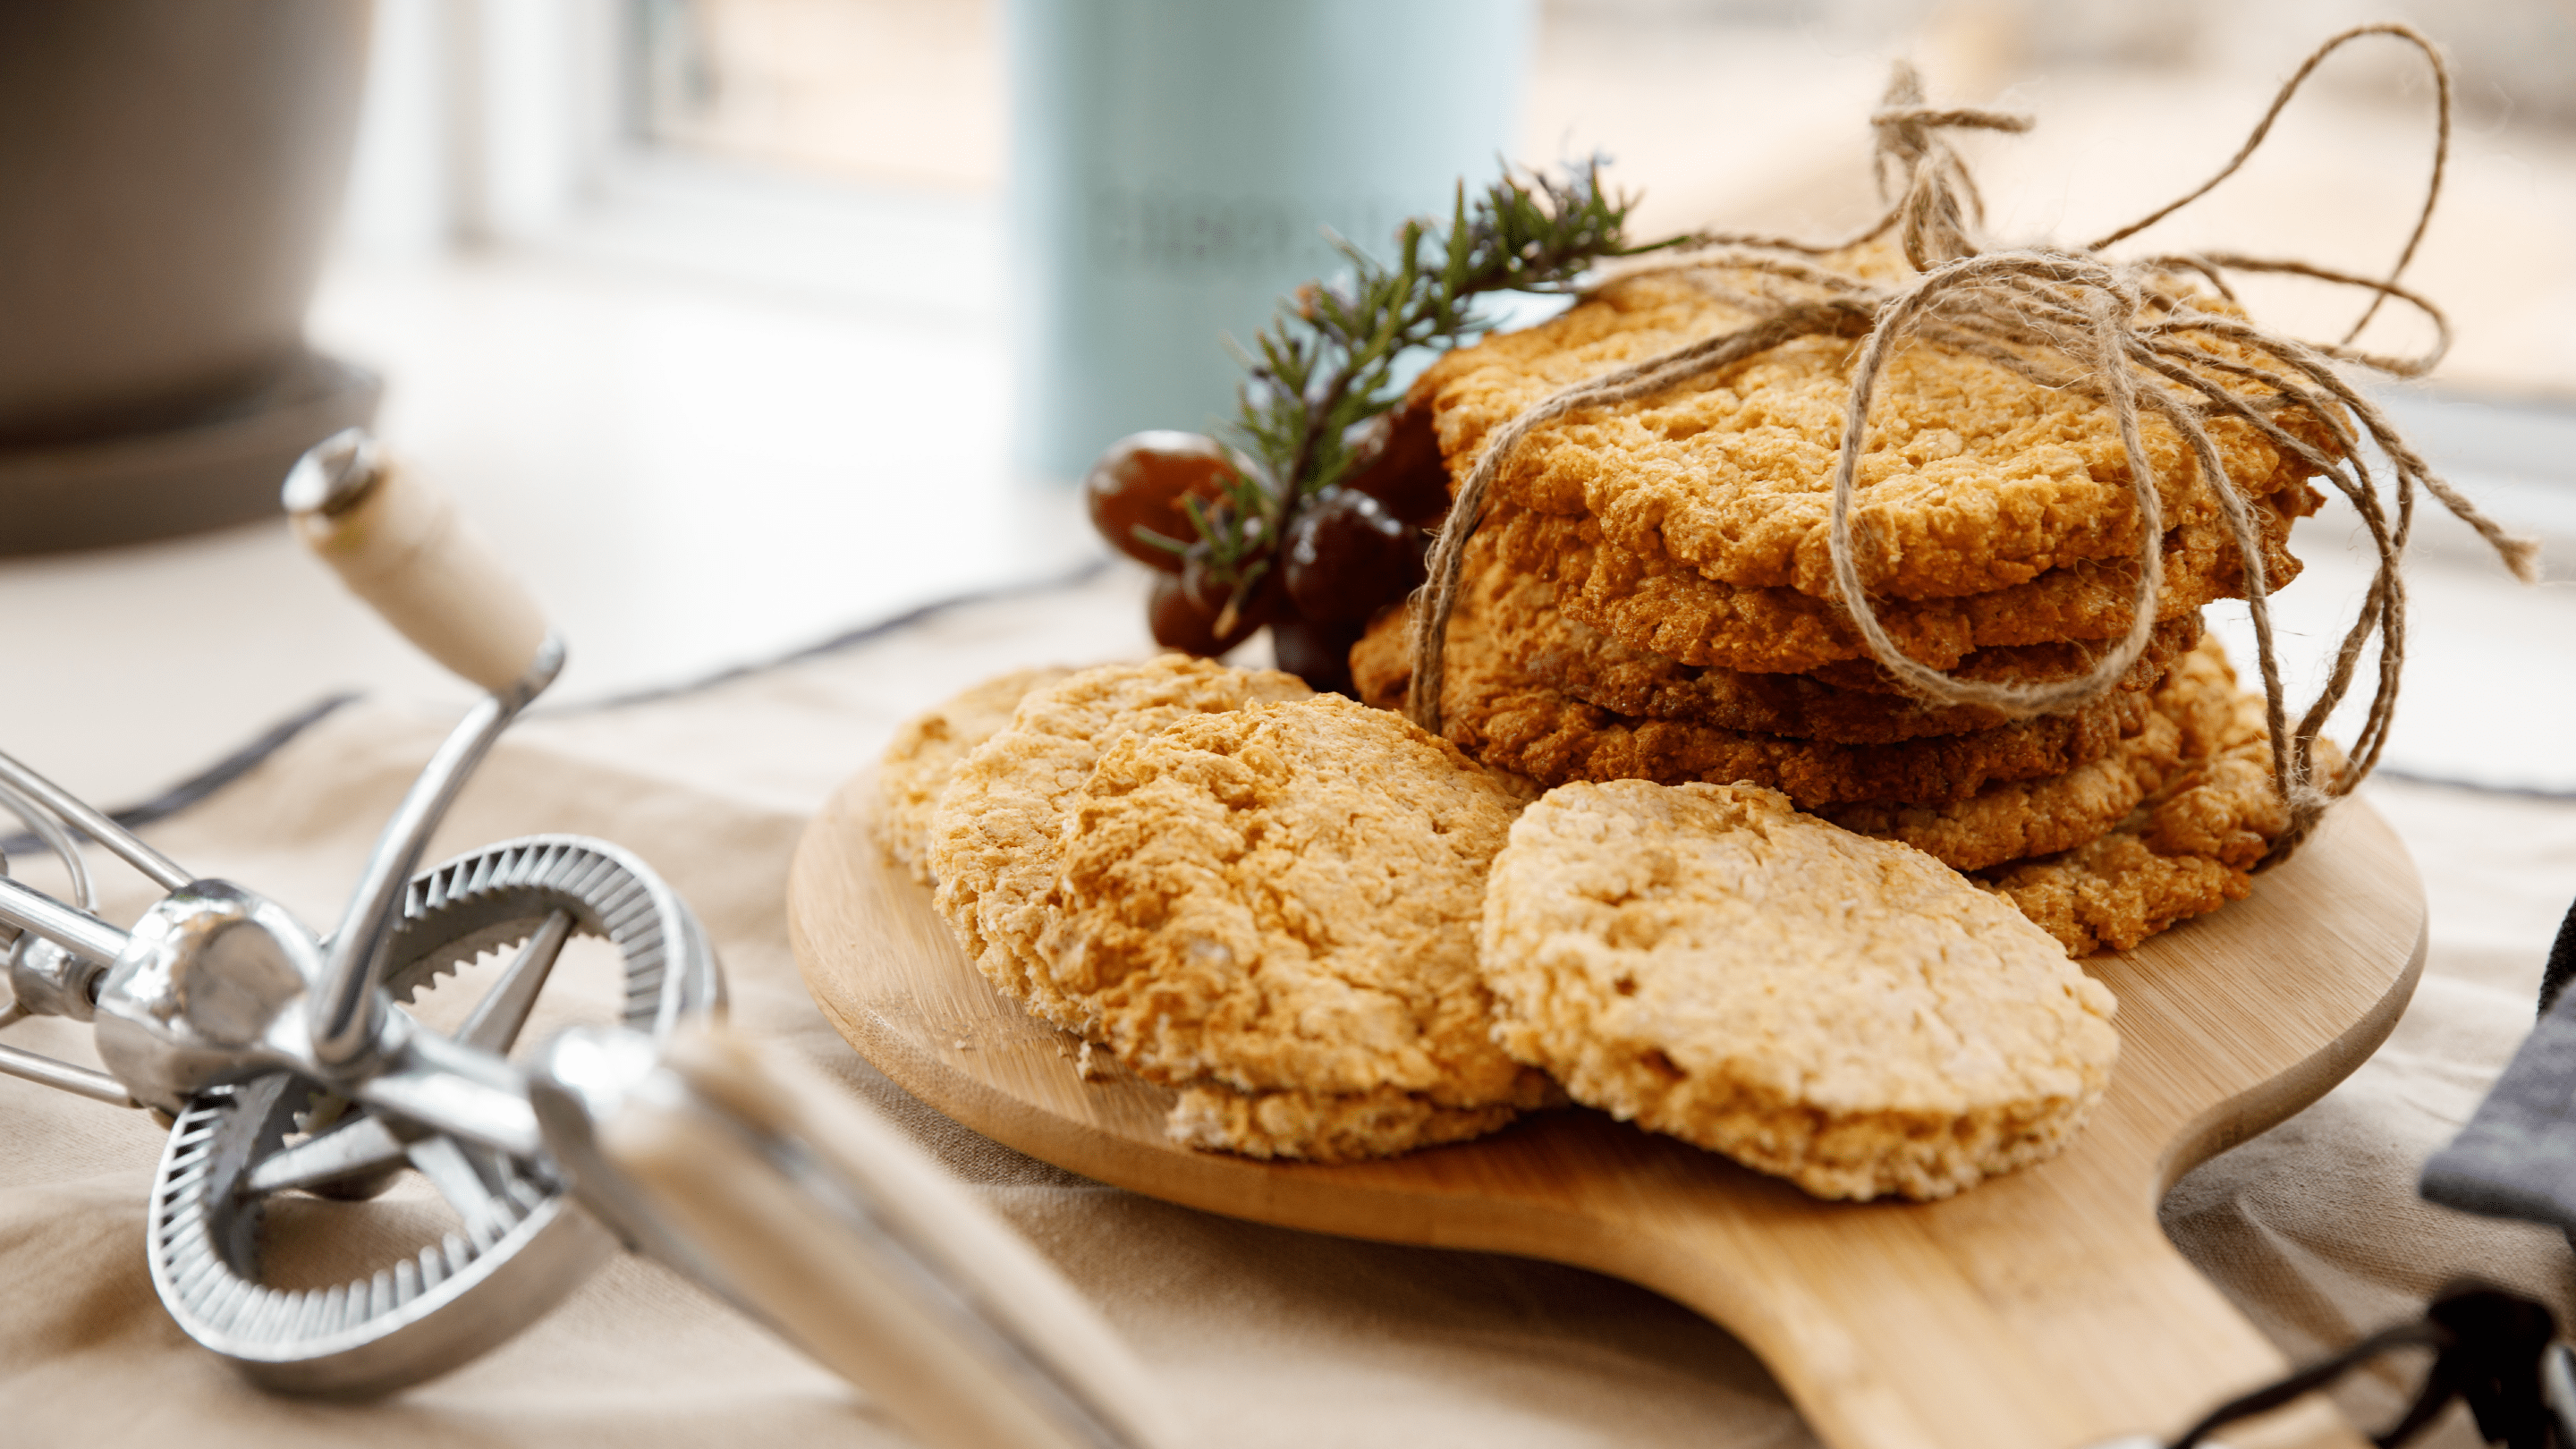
left=597, top=1028, right=1180, bottom=1449
left=290, top=458, right=550, bottom=692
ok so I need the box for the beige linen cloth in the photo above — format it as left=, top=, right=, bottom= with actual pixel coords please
left=4, top=567, right=2572, bottom=1449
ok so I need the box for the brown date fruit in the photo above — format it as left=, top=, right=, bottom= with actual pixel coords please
left=1148, top=572, right=1262, bottom=657
left=1085, top=430, right=1235, bottom=572
left=1269, top=614, right=1367, bottom=696
left=1284, top=488, right=1425, bottom=623
left=1340, top=402, right=1450, bottom=528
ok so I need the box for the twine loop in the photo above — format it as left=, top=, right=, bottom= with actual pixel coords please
left=1404, top=23, right=2542, bottom=865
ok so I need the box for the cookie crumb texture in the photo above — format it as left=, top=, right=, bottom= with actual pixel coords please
left=929, top=657, right=1312, bottom=1033
left=876, top=665, right=1076, bottom=886
left=1052, top=695, right=1552, bottom=1162
left=1481, top=780, right=2120, bottom=1201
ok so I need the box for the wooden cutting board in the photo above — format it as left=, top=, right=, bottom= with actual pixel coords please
left=787, top=772, right=2425, bottom=1449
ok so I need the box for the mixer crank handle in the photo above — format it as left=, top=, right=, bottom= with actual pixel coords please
left=283, top=428, right=572, bottom=1073
left=304, top=665, right=559, bottom=1072
left=284, top=428, right=557, bottom=697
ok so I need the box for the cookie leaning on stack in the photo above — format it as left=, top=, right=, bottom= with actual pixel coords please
left=1049, top=692, right=1556, bottom=1160
left=927, top=657, right=1313, bottom=1032
left=911, top=657, right=1555, bottom=1163
left=1356, top=256, right=2334, bottom=954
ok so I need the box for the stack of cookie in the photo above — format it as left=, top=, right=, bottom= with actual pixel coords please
left=1353, top=263, right=2330, bottom=956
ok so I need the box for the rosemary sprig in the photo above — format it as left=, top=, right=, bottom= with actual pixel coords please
left=1191, top=158, right=1676, bottom=631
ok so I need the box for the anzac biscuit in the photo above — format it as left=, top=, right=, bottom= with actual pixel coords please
left=1047, top=696, right=1553, bottom=1161
left=1163, top=1081, right=1539, bottom=1163
left=928, top=657, right=1310, bottom=1032
left=1817, top=640, right=2239, bottom=871
left=875, top=666, right=1075, bottom=886
left=1479, top=779, right=2121, bottom=1200
left=1417, top=263, right=2332, bottom=601
left=1359, top=559, right=2148, bottom=811
left=1491, top=493, right=2307, bottom=674
left=1353, top=583, right=2233, bottom=872
left=1485, top=559, right=2204, bottom=741
left=1979, top=644, right=2320, bottom=956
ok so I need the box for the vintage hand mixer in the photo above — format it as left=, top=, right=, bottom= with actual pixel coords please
left=0, top=430, right=1175, bottom=1449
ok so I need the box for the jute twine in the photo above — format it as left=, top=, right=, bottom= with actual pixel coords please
left=1404, top=23, right=2543, bottom=866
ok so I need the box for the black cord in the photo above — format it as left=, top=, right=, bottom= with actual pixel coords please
left=0, top=691, right=360, bottom=862
left=2167, top=1320, right=2448, bottom=1449
left=2165, top=1284, right=2559, bottom=1449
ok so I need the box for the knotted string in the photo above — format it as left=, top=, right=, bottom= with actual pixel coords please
left=1405, top=23, right=2540, bottom=865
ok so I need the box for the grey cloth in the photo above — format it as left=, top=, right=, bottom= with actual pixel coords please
left=2422, top=907, right=2576, bottom=1236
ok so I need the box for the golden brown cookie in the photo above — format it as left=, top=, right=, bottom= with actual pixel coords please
left=1978, top=644, right=2322, bottom=956
left=875, top=666, right=1076, bottom=886
left=1362, top=559, right=2149, bottom=811
left=1163, top=1081, right=1547, bottom=1164
left=1479, top=779, right=2121, bottom=1200
left=1046, top=695, right=1553, bottom=1161
left=1355, top=582, right=2254, bottom=873
left=1817, top=640, right=2238, bottom=871
left=1485, top=559, right=2205, bottom=742
left=1491, top=493, right=2308, bottom=674
left=1418, top=263, right=2332, bottom=601
left=928, top=657, right=1311, bottom=1033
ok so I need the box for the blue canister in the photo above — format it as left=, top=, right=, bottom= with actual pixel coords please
left=1005, top=0, right=1536, bottom=483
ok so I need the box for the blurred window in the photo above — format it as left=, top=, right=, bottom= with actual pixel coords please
left=625, top=0, right=1002, bottom=191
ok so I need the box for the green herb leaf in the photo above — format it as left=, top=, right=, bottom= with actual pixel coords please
left=1188, top=157, right=1665, bottom=606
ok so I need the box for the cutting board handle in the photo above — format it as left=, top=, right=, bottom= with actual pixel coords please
left=1606, top=1170, right=2366, bottom=1449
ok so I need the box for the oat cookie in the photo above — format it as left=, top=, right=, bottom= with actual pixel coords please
left=1362, top=559, right=2148, bottom=811
left=875, top=666, right=1075, bottom=886
left=1493, top=494, right=2307, bottom=674
left=1487, top=559, right=2205, bottom=741
left=1418, top=262, right=2332, bottom=601
left=1355, top=581, right=2243, bottom=872
left=928, top=657, right=1311, bottom=1032
left=1818, top=640, right=2238, bottom=870
left=1164, top=1081, right=1544, bottom=1163
left=1045, top=695, right=1553, bottom=1161
left=1979, top=642, right=2322, bottom=955
left=1479, top=779, right=2121, bottom=1200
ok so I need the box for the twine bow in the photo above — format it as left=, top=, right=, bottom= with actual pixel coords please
left=1405, top=23, right=2541, bottom=865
